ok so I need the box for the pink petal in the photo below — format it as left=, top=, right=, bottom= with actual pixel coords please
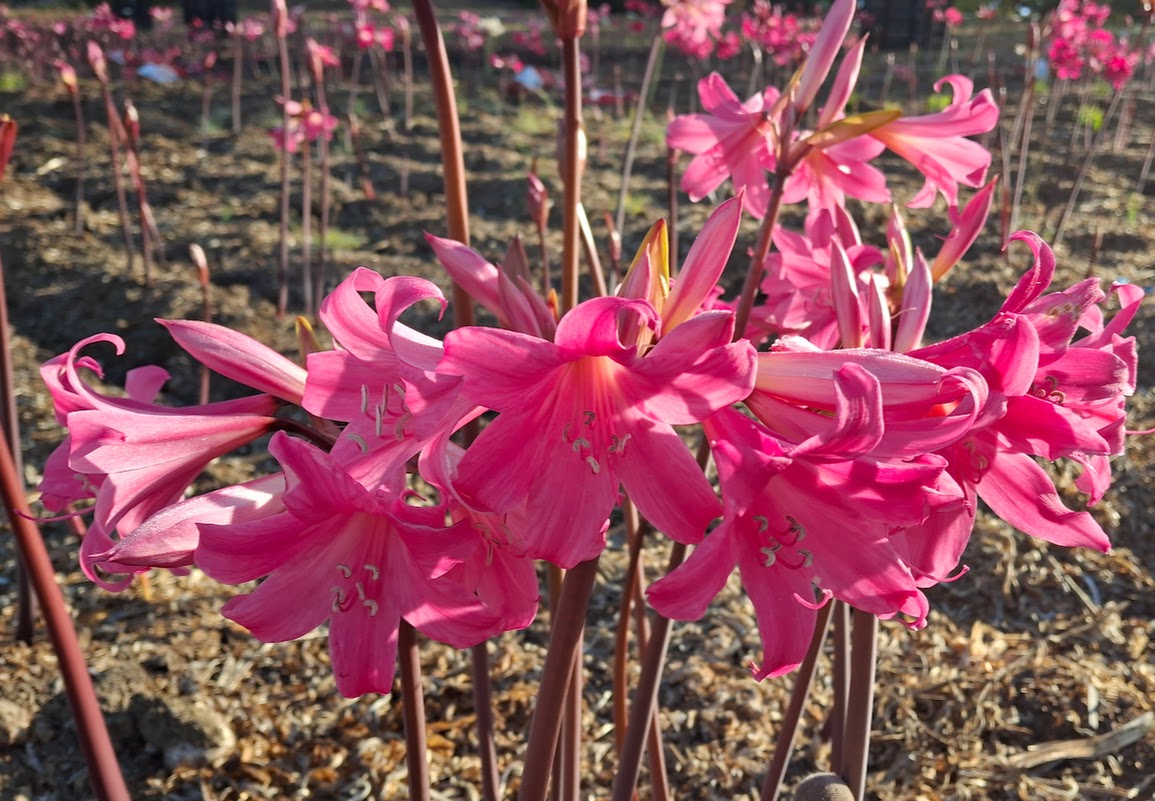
left=978, top=449, right=1111, bottom=552
left=158, top=319, right=307, bottom=404
left=617, top=416, right=718, bottom=545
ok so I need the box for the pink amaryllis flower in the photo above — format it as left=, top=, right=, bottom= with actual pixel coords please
left=196, top=432, right=502, bottom=697
left=39, top=334, right=280, bottom=589
left=649, top=370, right=957, bottom=679
left=868, top=75, right=999, bottom=210
left=667, top=73, right=779, bottom=218
left=910, top=233, right=1136, bottom=554
left=440, top=295, right=757, bottom=568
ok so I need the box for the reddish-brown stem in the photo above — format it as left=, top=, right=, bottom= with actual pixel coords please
left=314, top=74, right=332, bottom=307
left=470, top=642, right=500, bottom=801
left=517, top=557, right=601, bottom=801
left=401, top=19, right=414, bottom=131
left=614, top=31, right=663, bottom=238
left=301, top=135, right=313, bottom=315
left=122, top=103, right=159, bottom=284
left=69, top=86, right=87, bottom=234
left=759, top=601, right=835, bottom=801
left=276, top=22, right=293, bottom=316
left=347, top=112, right=376, bottom=201
left=560, top=35, right=583, bottom=314
left=98, top=82, right=135, bottom=275
left=413, top=0, right=470, bottom=253
left=398, top=621, right=431, bottom=801
left=190, top=244, right=212, bottom=404
left=0, top=435, right=132, bottom=801
left=733, top=163, right=789, bottom=340
left=608, top=541, right=686, bottom=801
left=842, top=611, right=879, bottom=801
left=0, top=246, right=36, bottom=644
left=828, top=601, right=850, bottom=777
left=232, top=31, right=243, bottom=134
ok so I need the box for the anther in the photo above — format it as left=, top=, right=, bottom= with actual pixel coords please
left=360, top=384, right=370, bottom=415
left=363, top=599, right=379, bottom=617
left=583, top=411, right=596, bottom=426
left=760, top=547, right=777, bottom=567
left=337, top=564, right=353, bottom=578
left=347, top=432, right=369, bottom=454
left=586, top=456, right=601, bottom=474
left=364, top=564, right=380, bottom=580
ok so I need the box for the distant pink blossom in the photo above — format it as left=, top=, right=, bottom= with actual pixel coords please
left=667, top=73, right=778, bottom=218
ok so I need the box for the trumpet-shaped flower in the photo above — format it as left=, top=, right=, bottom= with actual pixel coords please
left=868, top=76, right=999, bottom=210
left=649, top=370, right=954, bottom=679
left=911, top=233, right=1135, bottom=552
left=38, top=334, right=280, bottom=589
left=197, top=432, right=502, bottom=697
left=667, top=73, right=779, bottom=218
left=441, top=296, right=756, bottom=567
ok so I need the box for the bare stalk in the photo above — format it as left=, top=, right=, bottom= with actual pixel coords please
left=398, top=622, right=431, bottom=801
left=842, top=611, right=879, bottom=801
left=613, top=31, right=663, bottom=237
left=517, top=557, right=602, bottom=801
left=0, top=435, right=132, bottom=801
left=560, top=35, right=584, bottom=314
left=758, top=601, right=835, bottom=801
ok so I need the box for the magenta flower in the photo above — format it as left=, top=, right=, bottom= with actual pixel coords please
left=440, top=296, right=756, bottom=567
left=911, top=233, right=1135, bottom=552
left=667, top=73, right=779, bottom=219
left=39, top=334, right=280, bottom=589
left=197, top=432, right=502, bottom=697
left=649, top=373, right=953, bottom=679
left=868, top=76, right=999, bottom=210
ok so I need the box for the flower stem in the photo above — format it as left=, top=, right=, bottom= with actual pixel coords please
left=842, top=611, right=879, bottom=801
left=560, top=34, right=583, bottom=314
left=608, top=541, right=686, bottom=801
left=276, top=21, right=292, bottom=317
left=0, top=435, right=131, bottom=801
left=413, top=0, right=473, bottom=303
left=733, top=165, right=789, bottom=339
left=470, top=642, right=501, bottom=801
left=398, top=621, right=431, bottom=801
left=517, top=556, right=601, bottom=801
left=828, top=601, right=850, bottom=777
left=614, top=30, right=664, bottom=238
left=759, top=601, right=835, bottom=801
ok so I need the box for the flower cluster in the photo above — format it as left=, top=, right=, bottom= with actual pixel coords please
left=41, top=0, right=1142, bottom=701
left=1047, top=0, right=1138, bottom=89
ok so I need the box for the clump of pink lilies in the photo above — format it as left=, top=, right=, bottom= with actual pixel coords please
left=34, top=0, right=1144, bottom=799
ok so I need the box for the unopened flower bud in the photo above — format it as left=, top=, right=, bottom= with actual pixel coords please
left=540, top=0, right=587, bottom=39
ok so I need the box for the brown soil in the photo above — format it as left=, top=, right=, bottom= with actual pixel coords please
left=1, top=14, right=1154, bottom=801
